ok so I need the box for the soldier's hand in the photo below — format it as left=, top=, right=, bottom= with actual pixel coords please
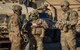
left=33, top=23, right=37, bottom=26
left=62, top=21, right=67, bottom=24
left=31, top=23, right=37, bottom=28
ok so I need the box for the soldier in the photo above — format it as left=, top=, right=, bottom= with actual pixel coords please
left=30, top=10, right=48, bottom=50
left=37, top=4, right=55, bottom=20
left=9, top=5, right=22, bottom=50
left=56, top=1, right=78, bottom=50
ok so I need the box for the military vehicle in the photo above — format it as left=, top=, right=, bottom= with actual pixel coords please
left=0, top=0, right=27, bottom=50
left=0, top=14, right=10, bottom=50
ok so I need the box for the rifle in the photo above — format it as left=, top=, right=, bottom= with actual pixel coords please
left=20, top=19, right=29, bottom=43
left=21, top=29, right=29, bottom=43
left=45, top=0, right=55, bottom=7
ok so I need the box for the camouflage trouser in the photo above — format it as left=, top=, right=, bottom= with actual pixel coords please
left=30, top=35, right=43, bottom=50
left=61, top=30, right=76, bottom=50
left=9, top=32, right=21, bottom=50
left=34, top=35, right=43, bottom=50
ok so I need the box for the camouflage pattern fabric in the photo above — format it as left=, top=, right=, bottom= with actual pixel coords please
left=31, top=18, right=49, bottom=50
left=9, top=14, right=22, bottom=50
left=56, top=1, right=78, bottom=50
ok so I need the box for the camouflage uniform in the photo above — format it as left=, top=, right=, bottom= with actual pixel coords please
left=30, top=10, right=48, bottom=50
left=56, top=1, right=78, bottom=50
left=9, top=5, right=22, bottom=50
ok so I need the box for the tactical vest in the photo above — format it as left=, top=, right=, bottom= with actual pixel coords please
left=33, top=26, right=44, bottom=35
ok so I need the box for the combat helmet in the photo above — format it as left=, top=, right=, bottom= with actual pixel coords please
left=12, top=5, right=22, bottom=11
left=31, top=10, right=39, bottom=20
left=61, top=1, right=70, bottom=7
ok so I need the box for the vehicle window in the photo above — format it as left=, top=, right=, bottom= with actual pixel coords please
left=0, top=14, right=9, bottom=23
left=0, top=0, right=18, bottom=3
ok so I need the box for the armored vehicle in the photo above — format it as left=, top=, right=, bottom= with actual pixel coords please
left=0, top=14, right=10, bottom=50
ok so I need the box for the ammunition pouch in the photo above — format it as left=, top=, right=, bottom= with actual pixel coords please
left=34, top=26, right=43, bottom=35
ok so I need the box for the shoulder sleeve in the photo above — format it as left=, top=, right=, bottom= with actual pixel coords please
left=72, top=11, right=78, bottom=17
left=69, top=10, right=78, bottom=25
